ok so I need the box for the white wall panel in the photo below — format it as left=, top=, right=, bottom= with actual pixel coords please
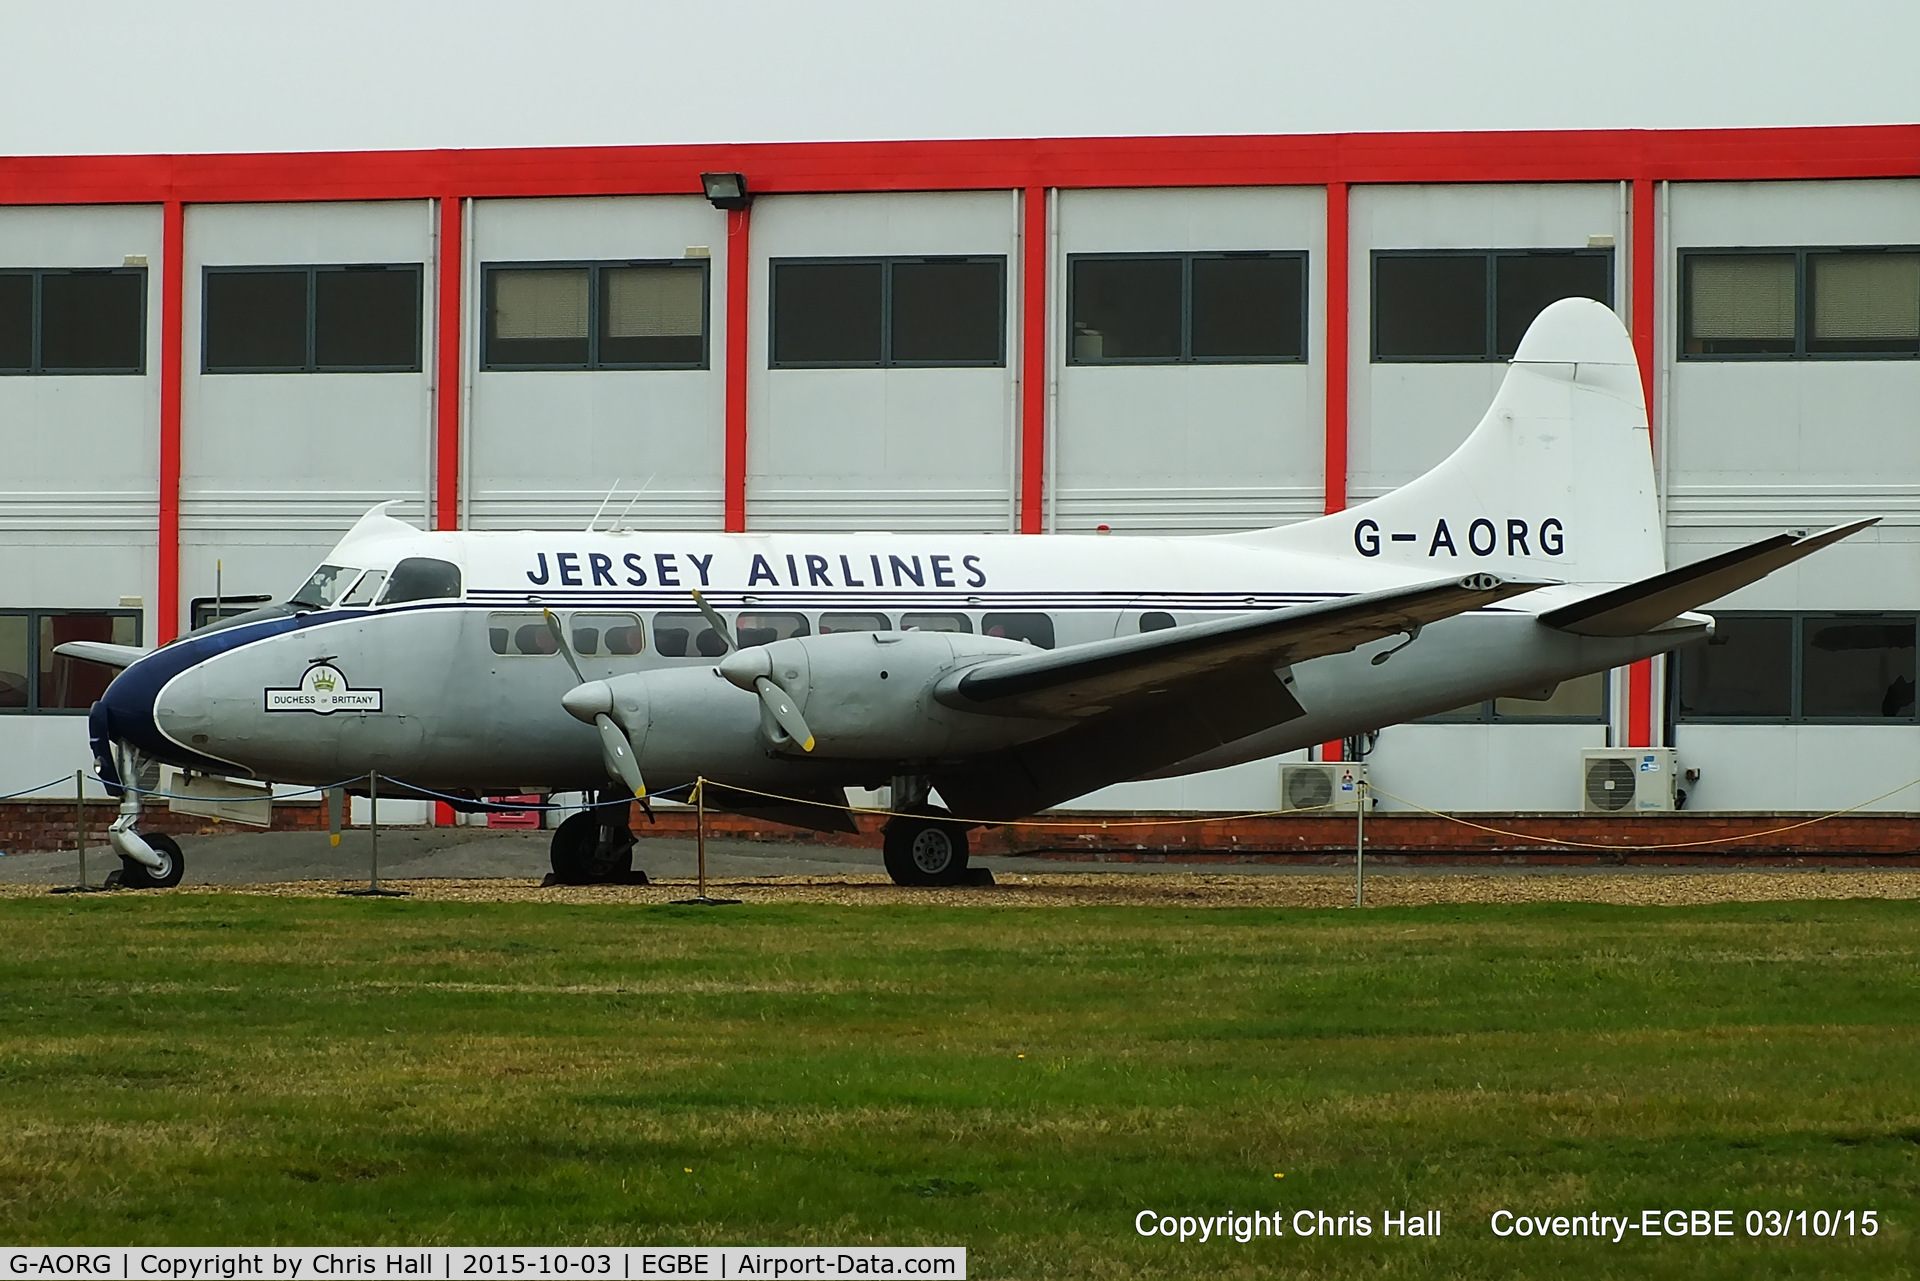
left=747, top=192, right=1016, bottom=532
left=1671, top=724, right=1920, bottom=813
left=1665, top=181, right=1920, bottom=564
left=180, top=201, right=433, bottom=607
left=0, top=719, right=112, bottom=809
left=1348, top=183, right=1625, bottom=497
left=470, top=196, right=729, bottom=531
left=1053, top=187, right=1324, bottom=533
left=1363, top=723, right=1612, bottom=813
left=0, top=205, right=162, bottom=629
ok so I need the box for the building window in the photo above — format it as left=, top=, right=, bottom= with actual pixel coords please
left=0, top=268, right=145, bottom=375
left=483, top=261, right=709, bottom=370
left=1372, top=250, right=1613, bottom=361
left=1068, top=252, right=1306, bottom=364
left=203, top=265, right=421, bottom=373
left=1674, top=613, right=1917, bottom=721
left=1682, top=248, right=1920, bottom=359
left=1422, top=670, right=1609, bottom=723
left=0, top=610, right=143, bottom=714
left=770, top=256, right=1005, bottom=368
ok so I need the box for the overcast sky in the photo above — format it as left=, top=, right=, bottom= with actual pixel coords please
left=4, top=0, right=1918, bottom=156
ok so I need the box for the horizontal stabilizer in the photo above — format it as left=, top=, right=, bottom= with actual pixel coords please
left=52, top=641, right=150, bottom=669
left=1540, top=519, right=1878, bottom=637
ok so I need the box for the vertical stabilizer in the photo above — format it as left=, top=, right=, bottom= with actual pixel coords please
left=1240, top=298, right=1664, bottom=586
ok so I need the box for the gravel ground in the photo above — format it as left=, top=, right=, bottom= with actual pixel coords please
left=6, top=870, right=1916, bottom=908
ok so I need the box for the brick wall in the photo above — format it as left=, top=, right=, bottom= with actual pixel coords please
left=0, top=800, right=327, bottom=855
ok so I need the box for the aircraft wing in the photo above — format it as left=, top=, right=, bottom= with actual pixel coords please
left=52, top=641, right=150, bottom=669
left=934, top=572, right=1552, bottom=721
left=928, top=573, right=1549, bottom=821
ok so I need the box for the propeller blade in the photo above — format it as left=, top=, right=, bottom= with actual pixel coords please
left=595, top=713, right=647, bottom=798
left=689, top=589, right=736, bottom=653
left=543, top=609, right=587, bottom=684
left=754, top=675, right=816, bottom=753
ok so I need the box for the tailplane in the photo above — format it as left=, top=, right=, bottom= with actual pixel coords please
left=1242, top=297, right=1663, bottom=586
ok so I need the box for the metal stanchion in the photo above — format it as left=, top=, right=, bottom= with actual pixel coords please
left=674, top=777, right=738, bottom=905
left=340, top=770, right=406, bottom=897
left=1354, top=779, right=1367, bottom=909
left=51, top=770, right=96, bottom=895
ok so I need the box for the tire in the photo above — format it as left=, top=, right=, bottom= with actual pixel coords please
left=882, top=817, right=969, bottom=887
left=549, top=811, right=634, bottom=885
left=118, top=833, right=185, bottom=889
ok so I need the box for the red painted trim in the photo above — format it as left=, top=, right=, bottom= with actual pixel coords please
left=157, top=200, right=184, bottom=645
left=723, top=206, right=751, bottom=532
left=1019, top=187, right=1048, bottom=534
left=434, top=196, right=463, bottom=531
left=1626, top=177, right=1660, bottom=749
left=1323, top=181, right=1349, bottom=515
left=4, top=126, right=1916, bottom=208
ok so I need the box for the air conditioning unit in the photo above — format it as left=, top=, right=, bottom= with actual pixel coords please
left=1581, top=748, right=1677, bottom=814
left=1280, top=762, right=1369, bottom=813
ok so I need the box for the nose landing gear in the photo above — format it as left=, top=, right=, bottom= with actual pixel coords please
left=103, top=746, right=186, bottom=888
left=547, top=791, right=648, bottom=885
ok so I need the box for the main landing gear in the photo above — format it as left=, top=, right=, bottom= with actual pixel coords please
left=548, top=790, right=647, bottom=885
left=880, top=774, right=972, bottom=887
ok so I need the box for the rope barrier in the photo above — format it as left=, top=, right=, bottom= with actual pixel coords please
left=0, top=776, right=84, bottom=803
left=91, top=773, right=368, bottom=803
left=689, top=777, right=1346, bottom=825
left=1363, top=777, right=1920, bottom=851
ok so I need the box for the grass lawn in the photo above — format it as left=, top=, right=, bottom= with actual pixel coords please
left=0, top=894, right=1915, bottom=1279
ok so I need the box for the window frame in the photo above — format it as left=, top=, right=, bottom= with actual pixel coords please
left=1370, top=247, right=1615, bottom=363
left=1678, top=246, right=1920, bottom=362
left=768, top=254, right=1008, bottom=370
left=202, top=263, right=424, bottom=374
left=0, top=608, right=145, bottom=715
left=0, top=266, right=148, bottom=376
left=1066, top=250, right=1309, bottom=367
left=481, top=258, right=712, bottom=372
left=1419, top=672, right=1612, bottom=725
left=1673, top=610, right=1920, bottom=724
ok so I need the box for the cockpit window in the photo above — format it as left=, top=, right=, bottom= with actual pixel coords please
left=288, top=564, right=361, bottom=610
left=377, top=557, right=463, bottom=605
left=340, top=570, right=387, bottom=607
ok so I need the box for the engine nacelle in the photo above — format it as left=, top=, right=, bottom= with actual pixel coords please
left=718, top=630, right=1049, bottom=759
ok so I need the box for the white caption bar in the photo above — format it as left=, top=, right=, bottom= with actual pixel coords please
left=3, top=1250, right=966, bottom=1281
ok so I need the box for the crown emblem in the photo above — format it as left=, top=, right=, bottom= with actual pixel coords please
left=311, top=670, right=337, bottom=692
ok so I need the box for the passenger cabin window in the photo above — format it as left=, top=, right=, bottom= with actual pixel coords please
left=653, top=612, right=728, bottom=658
left=1070, top=252, right=1306, bottom=364
left=736, top=613, right=811, bottom=647
left=0, top=610, right=143, bottom=714
left=819, top=612, right=891, bottom=633
left=0, top=267, right=146, bottom=375
left=770, top=256, right=1005, bottom=367
left=203, top=264, right=422, bottom=373
left=288, top=563, right=361, bottom=610
left=982, top=613, right=1055, bottom=649
left=900, top=613, right=972, bottom=633
left=570, top=613, right=645, bottom=656
left=1681, top=248, right=1920, bottom=359
left=1372, top=250, right=1612, bottom=361
left=483, top=261, right=710, bottom=369
left=1139, top=611, right=1176, bottom=632
left=487, top=613, right=558, bottom=657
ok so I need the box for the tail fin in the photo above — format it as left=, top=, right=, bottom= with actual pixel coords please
left=1244, top=297, right=1663, bottom=585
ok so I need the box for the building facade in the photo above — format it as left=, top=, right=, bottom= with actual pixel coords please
left=2, top=128, right=1916, bottom=813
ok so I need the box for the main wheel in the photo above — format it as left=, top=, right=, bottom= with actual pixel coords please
left=549, top=811, right=635, bottom=884
left=118, top=833, right=185, bottom=889
left=882, top=817, right=969, bottom=887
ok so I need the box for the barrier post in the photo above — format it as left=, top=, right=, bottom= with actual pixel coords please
left=341, top=771, right=407, bottom=897
left=1354, top=779, right=1367, bottom=909
left=75, top=770, right=88, bottom=891
left=674, top=777, right=739, bottom=906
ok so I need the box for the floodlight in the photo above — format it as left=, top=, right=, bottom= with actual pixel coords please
left=700, top=172, right=750, bottom=210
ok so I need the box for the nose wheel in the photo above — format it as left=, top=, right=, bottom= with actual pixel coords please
left=882, top=815, right=970, bottom=887
left=113, top=833, right=186, bottom=889
left=548, top=806, right=644, bottom=885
